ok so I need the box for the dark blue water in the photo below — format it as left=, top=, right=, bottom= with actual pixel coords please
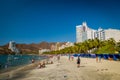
left=0, top=54, right=46, bottom=70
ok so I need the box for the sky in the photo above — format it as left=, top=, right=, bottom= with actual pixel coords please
left=0, top=0, right=120, bottom=45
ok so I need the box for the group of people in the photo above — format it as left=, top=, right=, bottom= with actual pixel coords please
left=96, top=56, right=101, bottom=62
left=68, top=54, right=81, bottom=68
left=37, top=55, right=55, bottom=69
left=37, top=60, right=54, bottom=69
left=68, top=54, right=74, bottom=61
left=34, top=54, right=81, bottom=69
left=37, top=61, right=46, bottom=69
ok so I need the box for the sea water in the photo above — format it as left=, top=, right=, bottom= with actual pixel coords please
left=0, top=54, right=46, bottom=70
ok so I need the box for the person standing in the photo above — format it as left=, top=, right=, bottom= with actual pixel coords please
left=71, top=55, right=74, bottom=61
left=57, top=54, right=60, bottom=62
left=96, top=56, right=98, bottom=62
left=77, top=56, right=80, bottom=68
left=31, top=59, right=35, bottom=63
left=68, top=54, right=71, bottom=60
left=98, top=56, right=101, bottom=62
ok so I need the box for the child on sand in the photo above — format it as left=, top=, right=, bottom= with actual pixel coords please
left=96, top=56, right=98, bottom=62
left=31, top=59, right=35, bottom=63
left=71, top=56, right=74, bottom=61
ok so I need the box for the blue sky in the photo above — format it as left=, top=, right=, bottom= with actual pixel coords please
left=0, top=0, right=120, bottom=45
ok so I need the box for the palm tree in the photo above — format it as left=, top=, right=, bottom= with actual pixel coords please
left=115, top=40, right=120, bottom=53
left=107, top=38, right=116, bottom=45
left=93, top=38, right=100, bottom=48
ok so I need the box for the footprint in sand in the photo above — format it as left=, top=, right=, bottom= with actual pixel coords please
left=98, top=69, right=108, bottom=71
left=97, top=69, right=99, bottom=71
left=105, top=69, right=108, bottom=71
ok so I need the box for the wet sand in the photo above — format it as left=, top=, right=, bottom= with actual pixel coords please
left=0, top=56, right=120, bottom=80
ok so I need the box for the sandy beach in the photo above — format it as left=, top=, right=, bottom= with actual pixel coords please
left=0, top=56, right=120, bottom=80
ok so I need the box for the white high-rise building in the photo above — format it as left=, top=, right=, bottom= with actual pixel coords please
left=76, top=22, right=120, bottom=43
left=76, top=22, right=97, bottom=42
left=105, top=29, right=120, bottom=42
left=8, top=41, right=19, bottom=54
left=8, top=41, right=16, bottom=52
left=76, top=25, right=83, bottom=42
left=97, top=27, right=105, bottom=41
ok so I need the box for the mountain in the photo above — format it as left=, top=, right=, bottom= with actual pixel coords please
left=0, top=44, right=14, bottom=54
left=0, top=42, right=66, bottom=54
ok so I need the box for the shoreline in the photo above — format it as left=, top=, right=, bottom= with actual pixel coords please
left=0, top=56, right=120, bottom=80
left=0, top=58, right=48, bottom=80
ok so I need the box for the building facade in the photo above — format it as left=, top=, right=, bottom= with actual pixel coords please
left=59, top=42, right=74, bottom=50
left=97, top=27, right=105, bottom=41
left=8, top=41, right=19, bottom=54
left=76, top=25, right=83, bottom=42
left=39, top=49, right=50, bottom=54
left=50, top=42, right=74, bottom=51
left=105, top=29, right=120, bottom=42
left=76, top=22, right=98, bottom=43
left=76, top=22, right=120, bottom=43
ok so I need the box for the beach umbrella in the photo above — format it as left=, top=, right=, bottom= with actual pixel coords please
left=90, top=54, right=96, bottom=58
left=103, top=54, right=109, bottom=60
left=73, top=54, right=78, bottom=57
left=78, top=54, right=81, bottom=57
left=113, top=54, right=119, bottom=61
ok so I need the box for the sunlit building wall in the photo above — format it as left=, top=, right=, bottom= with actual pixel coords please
left=76, top=22, right=97, bottom=42
left=76, top=25, right=83, bottom=42
left=105, top=29, right=120, bottom=42
left=8, top=41, right=19, bottom=54
left=76, top=22, right=105, bottom=43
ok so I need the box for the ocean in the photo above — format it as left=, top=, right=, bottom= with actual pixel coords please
left=0, top=54, right=46, bottom=70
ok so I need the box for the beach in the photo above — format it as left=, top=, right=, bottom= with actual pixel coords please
left=0, top=56, right=120, bottom=80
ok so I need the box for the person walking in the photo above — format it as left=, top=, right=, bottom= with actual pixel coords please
left=71, top=55, right=74, bottom=61
left=68, top=54, right=71, bottom=61
left=77, top=56, right=80, bottom=68
left=57, top=54, right=60, bottom=62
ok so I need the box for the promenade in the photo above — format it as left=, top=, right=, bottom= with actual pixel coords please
left=0, top=56, right=120, bottom=80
